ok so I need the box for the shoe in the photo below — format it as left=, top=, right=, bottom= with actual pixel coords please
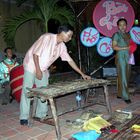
left=20, top=120, right=28, bottom=125
left=124, top=99, right=131, bottom=104
left=117, top=96, right=121, bottom=99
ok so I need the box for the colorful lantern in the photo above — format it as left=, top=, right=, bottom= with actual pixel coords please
left=80, top=27, right=100, bottom=47
left=93, top=0, right=135, bottom=37
left=97, top=37, right=114, bottom=57
left=130, top=26, right=140, bottom=45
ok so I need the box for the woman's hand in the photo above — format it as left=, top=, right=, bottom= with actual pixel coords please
left=121, top=47, right=129, bottom=50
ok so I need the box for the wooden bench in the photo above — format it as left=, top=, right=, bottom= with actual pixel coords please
left=27, top=79, right=112, bottom=140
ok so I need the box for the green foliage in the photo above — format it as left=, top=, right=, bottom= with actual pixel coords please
left=2, top=0, right=75, bottom=47
left=2, top=10, right=41, bottom=47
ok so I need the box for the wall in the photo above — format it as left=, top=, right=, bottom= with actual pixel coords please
left=0, top=0, right=42, bottom=55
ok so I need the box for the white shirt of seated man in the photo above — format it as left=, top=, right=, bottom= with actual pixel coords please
left=0, top=48, right=19, bottom=84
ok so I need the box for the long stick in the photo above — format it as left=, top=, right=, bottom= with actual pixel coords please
left=90, top=55, right=115, bottom=76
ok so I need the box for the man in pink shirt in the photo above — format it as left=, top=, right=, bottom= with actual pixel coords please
left=20, top=25, right=91, bottom=125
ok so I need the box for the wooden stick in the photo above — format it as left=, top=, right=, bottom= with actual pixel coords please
left=49, top=98, right=61, bottom=140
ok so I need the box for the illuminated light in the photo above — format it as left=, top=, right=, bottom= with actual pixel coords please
left=135, top=19, right=139, bottom=25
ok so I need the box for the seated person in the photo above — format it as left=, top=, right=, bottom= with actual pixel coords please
left=0, top=47, right=19, bottom=105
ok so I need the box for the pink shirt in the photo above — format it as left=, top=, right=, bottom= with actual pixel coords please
left=23, top=33, right=72, bottom=73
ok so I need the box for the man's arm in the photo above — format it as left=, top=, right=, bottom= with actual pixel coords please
left=33, top=54, right=42, bottom=80
left=68, top=60, right=91, bottom=80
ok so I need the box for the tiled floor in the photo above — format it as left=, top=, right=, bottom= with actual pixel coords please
left=0, top=85, right=140, bottom=140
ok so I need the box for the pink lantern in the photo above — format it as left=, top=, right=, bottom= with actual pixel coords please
left=93, top=0, right=135, bottom=37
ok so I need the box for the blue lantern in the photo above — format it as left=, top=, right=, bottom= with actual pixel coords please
left=97, top=37, right=114, bottom=57
left=80, top=27, right=100, bottom=47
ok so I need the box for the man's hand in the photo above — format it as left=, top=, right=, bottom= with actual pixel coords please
left=68, top=60, right=91, bottom=80
left=36, top=70, right=42, bottom=80
left=81, top=74, right=91, bottom=80
left=33, top=54, right=42, bottom=80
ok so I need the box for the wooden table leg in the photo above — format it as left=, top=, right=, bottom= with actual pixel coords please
left=49, top=98, right=61, bottom=140
left=85, top=88, right=90, bottom=104
left=32, top=97, right=38, bottom=117
left=29, top=97, right=38, bottom=127
left=103, top=85, right=112, bottom=115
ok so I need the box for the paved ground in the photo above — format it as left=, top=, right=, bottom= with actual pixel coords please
left=0, top=85, right=140, bottom=140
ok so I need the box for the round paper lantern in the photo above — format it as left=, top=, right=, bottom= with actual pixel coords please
left=93, top=0, right=135, bottom=37
left=97, top=37, right=114, bottom=57
left=80, top=27, right=100, bottom=47
left=130, top=26, right=140, bottom=45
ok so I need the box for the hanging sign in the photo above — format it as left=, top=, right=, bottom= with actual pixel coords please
left=80, top=27, right=100, bottom=47
left=97, top=37, right=114, bottom=57
left=93, top=0, right=135, bottom=37
left=130, top=26, right=140, bottom=45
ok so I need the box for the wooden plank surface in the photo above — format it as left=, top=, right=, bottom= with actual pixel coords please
left=27, top=79, right=110, bottom=98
